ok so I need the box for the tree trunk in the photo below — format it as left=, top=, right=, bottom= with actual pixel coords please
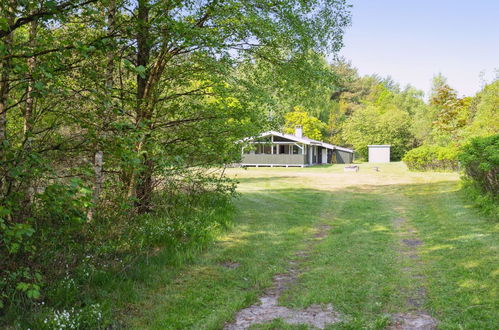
left=88, top=0, right=116, bottom=221
left=0, top=0, right=15, bottom=195
left=23, top=19, right=37, bottom=143
left=18, top=13, right=38, bottom=217
left=88, top=150, right=103, bottom=220
left=132, top=0, right=154, bottom=213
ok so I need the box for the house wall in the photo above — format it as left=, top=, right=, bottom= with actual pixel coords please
left=334, top=149, right=353, bottom=164
left=321, top=147, right=328, bottom=164
left=241, top=154, right=306, bottom=165
left=368, top=145, right=390, bottom=163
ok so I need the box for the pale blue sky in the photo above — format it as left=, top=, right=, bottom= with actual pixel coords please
left=338, top=0, right=499, bottom=97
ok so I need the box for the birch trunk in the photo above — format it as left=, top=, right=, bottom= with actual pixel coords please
left=0, top=0, right=15, bottom=194
left=88, top=0, right=116, bottom=221
left=24, top=19, right=37, bottom=143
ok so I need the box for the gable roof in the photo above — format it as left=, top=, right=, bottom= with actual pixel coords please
left=246, top=130, right=354, bottom=153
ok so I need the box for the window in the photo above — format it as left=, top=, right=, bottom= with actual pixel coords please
left=292, top=145, right=300, bottom=154
left=279, top=145, right=290, bottom=154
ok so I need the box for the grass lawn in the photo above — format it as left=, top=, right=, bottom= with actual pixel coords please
left=121, top=162, right=497, bottom=329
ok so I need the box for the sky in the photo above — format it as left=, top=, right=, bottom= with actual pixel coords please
left=338, top=0, right=499, bottom=97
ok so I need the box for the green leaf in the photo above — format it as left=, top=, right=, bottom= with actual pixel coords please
left=0, top=17, right=8, bottom=32
left=16, top=282, right=29, bottom=292
left=27, top=288, right=41, bottom=299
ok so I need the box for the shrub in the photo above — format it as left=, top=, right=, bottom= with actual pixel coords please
left=0, top=178, right=91, bottom=314
left=403, top=145, right=460, bottom=171
left=461, top=183, right=498, bottom=218
left=0, top=173, right=235, bottom=328
left=459, top=135, right=499, bottom=216
left=459, top=135, right=499, bottom=194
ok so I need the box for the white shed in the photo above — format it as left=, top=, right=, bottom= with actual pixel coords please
left=368, top=145, right=391, bottom=163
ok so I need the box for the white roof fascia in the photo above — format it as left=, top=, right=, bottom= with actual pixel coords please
left=321, top=142, right=336, bottom=150
left=242, top=130, right=354, bottom=153
left=319, top=141, right=353, bottom=153
left=334, top=145, right=355, bottom=153
left=256, top=130, right=312, bottom=145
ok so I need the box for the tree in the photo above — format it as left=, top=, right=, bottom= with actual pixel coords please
left=113, top=0, right=351, bottom=212
left=235, top=51, right=341, bottom=132
left=464, top=80, right=499, bottom=139
left=284, top=106, right=327, bottom=140
left=339, top=81, right=415, bottom=160
left=0, top=0, right=352, bottom=313
left=342, top=105, right=412, bottom=160
left=326, top=61, right=389, bottom=144
left=429, top=76, right=470, bottom=145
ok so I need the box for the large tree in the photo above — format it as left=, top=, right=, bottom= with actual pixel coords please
left=462, top=80, right=499, bottom=140
left=284, top=106, right=327, bottom=140
left=341, top=83, right=414, bottom=160
left=114, top=0, right=351, bottom=211
left=0, top=0, right=352, bottom=313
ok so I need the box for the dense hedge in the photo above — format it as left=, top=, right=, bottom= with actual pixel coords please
left=459, top=135, right=498, bottom=216
left=460, top=135, right=498, bottom=194
left=402, top=145, right=460, bottom=171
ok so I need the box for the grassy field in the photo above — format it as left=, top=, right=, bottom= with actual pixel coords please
left=123, top=162, right=498, bottom=329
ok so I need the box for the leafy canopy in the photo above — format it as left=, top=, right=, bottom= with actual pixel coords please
left=284, top=106, right=327, bottom=140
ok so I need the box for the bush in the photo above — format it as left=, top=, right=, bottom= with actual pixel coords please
left=459, top=135, right=499, bottom=194
left=403, top=145, right=460, bottom=171
left=0, top=178, right=91, bottom=314
left=459, top=135, right=499, bottom=216
left=462, top=183, right=498, bottom=218
left=0, top=173, right=236, bottom=328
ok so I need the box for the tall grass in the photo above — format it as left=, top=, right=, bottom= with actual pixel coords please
left=1, top=187, right=235, bottom=329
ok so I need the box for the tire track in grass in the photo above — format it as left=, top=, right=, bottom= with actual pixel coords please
left=266, top=188, right=406, bottom=328
left=224, top=223, right=342, bottom=330
left=400, top=181, right=499, bottom=329
left=389, top=216, right=437, bottom=330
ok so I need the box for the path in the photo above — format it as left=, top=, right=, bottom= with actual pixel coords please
left=125, top=163, right=497, bottom=329
left=223, top=164, right=445, bottom=329
left=389, top=216, right=437, bottom=329
left=224, top=224, right=342, bottom=329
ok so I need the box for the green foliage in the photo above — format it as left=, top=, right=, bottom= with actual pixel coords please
left=0, top=178, right=94, bottom=316
left=429, top=79, right=471, bottom=145
left=283, top=106, right=327, bottom=140
left=1, top=179, right=235, bottom=327
left=461, top=183, right=498, bottom=218
left=326, top=62, right=428, bottom=154
left=460, top=135, right=498, bottom=194
left=341, top=104, right=413, bottom=160
left=459, top=135, right=499, bottom=216
left=463, top=81, right=499, bottom=139
left=237, top=52, right=340, bottom=127
left=0, top=0, right=351, bottom=325
left=402, top=145, right=460, bottom=171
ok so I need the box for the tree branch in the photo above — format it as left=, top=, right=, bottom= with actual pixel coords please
left=0, top=0, right=98, bottom=39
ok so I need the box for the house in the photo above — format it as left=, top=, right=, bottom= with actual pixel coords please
left=240, top=126, right=354, bottom=167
